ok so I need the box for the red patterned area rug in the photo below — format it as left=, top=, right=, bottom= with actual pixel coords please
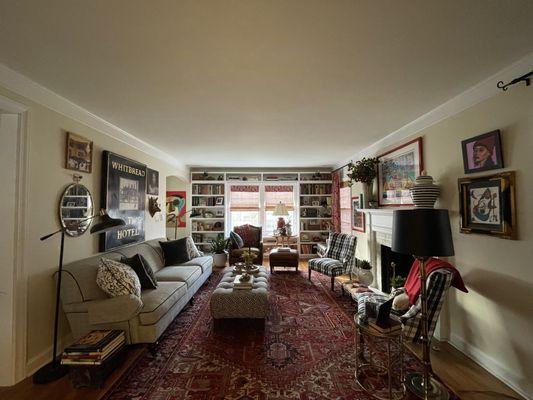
left=103, top=269, right=457, bottom=400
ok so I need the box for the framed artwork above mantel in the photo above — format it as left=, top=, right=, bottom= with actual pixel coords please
left=377, top=137, right=423, bottom=207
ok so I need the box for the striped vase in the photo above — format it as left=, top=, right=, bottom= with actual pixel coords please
left=410, top=173, right=440, bottom=208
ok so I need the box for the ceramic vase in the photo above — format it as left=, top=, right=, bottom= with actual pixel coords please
left=410, top=172, right=440, bottom=209
left=358, top=268, right=374, bottom=286
left=212, top=252, right=227, bottom=268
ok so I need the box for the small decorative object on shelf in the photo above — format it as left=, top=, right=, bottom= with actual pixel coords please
left=357, top=260, right=374, bottom=287
left=410, top=171, right=440, bottom=209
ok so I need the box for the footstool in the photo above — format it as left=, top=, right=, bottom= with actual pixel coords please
left=269, top=248, right=299, bottom=273
left=210, top=267, right=269, bottom=319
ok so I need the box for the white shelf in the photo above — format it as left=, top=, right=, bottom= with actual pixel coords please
left=300, top=206, right=329, bottom=208
left=190, top=217, right=224, bottom=220
left=300, top=217, right=332, bottom=220
left=300, top=230, right=329, bottom=232
left=191, top=194, right=225, bottom=197
left=299, top=194, right=332, bottom=197
left=191, top=206, right=225, bottom=209
left=192, top=231, right=224, bottom=234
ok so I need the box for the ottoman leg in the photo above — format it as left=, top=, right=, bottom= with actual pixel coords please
left=331, top=276, right=335, bottom=291
left=308, top=268, right=311, bottom=281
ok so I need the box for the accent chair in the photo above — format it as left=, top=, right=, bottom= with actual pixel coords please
left=228, top=224, right=264, bottom=265
left=308, top=232, right=357, bottom=291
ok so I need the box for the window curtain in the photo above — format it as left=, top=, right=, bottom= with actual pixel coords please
left=331, top=170, right=341, bottom=233
left=229, top=185, right=260, bottom=211
left=264, top=185, right=294, bottom=211
left=340, top=185, right=351, bottom=234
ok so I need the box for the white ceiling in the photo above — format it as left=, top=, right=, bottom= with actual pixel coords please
left=1, top=0, right=533, bottom=168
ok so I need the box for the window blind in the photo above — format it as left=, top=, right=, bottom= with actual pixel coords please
left=229, top=185, right=260, bottom=211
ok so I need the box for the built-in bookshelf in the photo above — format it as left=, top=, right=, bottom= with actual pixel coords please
left=190, top=174, right=226, bottom=252
left=299, top=173, right=332, bottom=258
left=189, top=171, right=333, bottom=256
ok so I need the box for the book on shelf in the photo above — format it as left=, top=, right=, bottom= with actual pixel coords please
left=191, top=184, right=225, bottom=195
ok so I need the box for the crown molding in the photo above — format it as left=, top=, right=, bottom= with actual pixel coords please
left=335, top=51, right=533, bottom=169
left=0, top=63, right=188, bottom=179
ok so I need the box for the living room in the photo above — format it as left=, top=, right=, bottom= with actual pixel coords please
left=0, top=1, right=532, bottom=399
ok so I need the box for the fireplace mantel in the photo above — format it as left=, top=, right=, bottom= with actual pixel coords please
left=358, top=208, right=412, bottom=290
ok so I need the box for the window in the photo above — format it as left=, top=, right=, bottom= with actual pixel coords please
left=264, top=185, right=296, bottom=236
left=340, top=185, right=351, bottom=234
left=228, top=185, right=260, bottom=231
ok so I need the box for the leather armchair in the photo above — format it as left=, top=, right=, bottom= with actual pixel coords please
left=228, top=224, right=264, bottom=265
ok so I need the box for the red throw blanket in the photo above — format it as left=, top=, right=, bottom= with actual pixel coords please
left=404, top=257, right=468, bottom=305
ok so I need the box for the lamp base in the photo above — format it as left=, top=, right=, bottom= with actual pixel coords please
left=405, top=373, right=450, bottom=400
left=32, top=361, right=69, bottom=384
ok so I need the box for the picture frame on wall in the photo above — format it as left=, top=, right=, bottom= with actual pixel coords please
left=65, top=131, right=93, bottom=173
left=377, top=137, right=423, bottom=207
left=166, top=191, right=187, bottom=228
left=352, top=195, right=365, bottom=232
left=146, top=168, right=159, bottom=195
left=458, top=171, right=516, bottom=240
left=461, top=130, right=503, bottom=174
left=101, top=151, right=146, bottom=251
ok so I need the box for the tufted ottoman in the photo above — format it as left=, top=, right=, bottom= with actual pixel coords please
left=210, top=267, right=269, bottom=320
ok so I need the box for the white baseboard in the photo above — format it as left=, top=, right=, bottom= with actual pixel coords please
left=25, top=334, right=72, bottom=377
left=449, top=333, right=531, bottom=400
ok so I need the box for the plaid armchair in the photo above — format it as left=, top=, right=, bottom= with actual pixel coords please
left=354, top=269, right=453, bottom=343
left=228, top=224, right=264, bottom=265
left=308, top=232, right=357, bottom=291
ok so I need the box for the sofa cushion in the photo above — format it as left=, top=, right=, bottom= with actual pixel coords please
left=181, top=256, right=213, bottom=273
left=186, top=236, right=203, bottom=259
left=138, top=282, right=187, bottom=325
left=96, top=258, right=141, bottom=298
left=160, top=238, right=190, bottom=266
left=155, top=265, right=202, bottom=288
left=121, top=254, right=158, bottom=290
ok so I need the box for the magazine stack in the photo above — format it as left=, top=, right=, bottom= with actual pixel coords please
left=61, top=330, right=125, bottom=366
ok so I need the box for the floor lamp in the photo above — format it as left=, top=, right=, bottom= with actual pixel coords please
left=33, top=210, right=125, bottom=384
left=392, top=209, right=454, bottom=400
left=171, top=209, right=201, bottom=239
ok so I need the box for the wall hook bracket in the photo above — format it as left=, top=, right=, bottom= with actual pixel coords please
left=497, top=70, right=532, bottom=91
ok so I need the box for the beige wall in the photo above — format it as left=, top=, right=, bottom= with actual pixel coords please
left=166, top=175, right=191, bottom=239
left=0, top=85, right=183, bottom=375
left=347, top=85, right=533, bottom=396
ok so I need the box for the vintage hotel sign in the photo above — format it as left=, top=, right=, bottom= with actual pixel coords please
left=101, top=151, right=146, bottom=251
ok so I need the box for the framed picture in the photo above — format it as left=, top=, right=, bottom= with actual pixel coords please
left=458, top=171, right=516, bottom=239
left=377, top=137, right=423, bottom=207
left=65, top=132, right=93, bottom=173
left=146, top=168, right=159, bottom=195
left=352, top=196, right=365, bottom=232
left=166, top=191, right=187, bottom=228
left=461, top=130, right=503, bottom=174
left=101, top=152, right=146, bottom=251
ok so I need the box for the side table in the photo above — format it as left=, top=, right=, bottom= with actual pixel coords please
left=354, top=315, right=405, bottom=400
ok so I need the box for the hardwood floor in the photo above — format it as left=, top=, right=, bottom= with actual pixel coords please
left=0, top=262, right=525, bottom=400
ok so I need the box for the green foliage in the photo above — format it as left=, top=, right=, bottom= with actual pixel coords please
left=210, top=235, right=228, bottom=254
left=347, top=157, right=379, bottom=185
left=390, top=275, right=406, bottom=289
left=358, top=259, right=372, bottom=270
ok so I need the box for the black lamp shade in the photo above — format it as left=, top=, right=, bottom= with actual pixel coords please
left=90, top=213, right=126, bottom=234
left=392, top=209, right=454, bottom=257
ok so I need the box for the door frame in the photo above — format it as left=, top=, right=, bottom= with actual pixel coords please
left=0, top=94, right=29, bottom=385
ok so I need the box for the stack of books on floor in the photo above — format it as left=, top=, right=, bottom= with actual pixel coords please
left=368, top=318, right=402, bottom=334
left=61, top=330, right=125, bottom=366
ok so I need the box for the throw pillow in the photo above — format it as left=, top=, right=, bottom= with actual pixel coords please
left=121, top=254, right=158, bottom=290
left=230, top=231, right=244, bottom=249
left=96, top=258, right=141, bottom=298
left=186, top=236, right=203, bottom=259
left=159, top=238, right=190, bottom=266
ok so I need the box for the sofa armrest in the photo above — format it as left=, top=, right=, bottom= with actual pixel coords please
left=87, top=294, right=143, bottom=325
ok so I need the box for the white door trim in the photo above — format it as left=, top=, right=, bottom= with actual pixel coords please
left=0, top=94, right=29, bottom=385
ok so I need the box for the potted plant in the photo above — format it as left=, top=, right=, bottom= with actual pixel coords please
left=241, top=249, right=258, bottom=267
left=390, top=275, right=406, bottom=290
left=357, top=259, right=374, bottom=286
left=347, top=157, right=379, bottom=208
left=210, top=235, right=229, bottom=268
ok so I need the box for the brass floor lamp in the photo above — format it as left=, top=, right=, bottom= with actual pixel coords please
left=392, top=209, right=454, bottom=400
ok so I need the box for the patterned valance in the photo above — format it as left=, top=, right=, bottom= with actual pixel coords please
left=230, top=185, right=259, bottom=192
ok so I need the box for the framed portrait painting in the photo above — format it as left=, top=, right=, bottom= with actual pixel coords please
left=377, top=137, right=423, bottom=207
left=461, top=130, right=503, bottom=174
left=100, top=151, right=146, bottom=251
left=146, top=168, right=159, bottom=195
left=352, top=195, right=365, bottom=232
left=458, top=171, right=516, bottom=239
left=65, top=131, right=93, bottom=173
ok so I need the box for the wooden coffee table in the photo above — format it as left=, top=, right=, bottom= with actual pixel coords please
left=269, top=248, right=299, bottom=273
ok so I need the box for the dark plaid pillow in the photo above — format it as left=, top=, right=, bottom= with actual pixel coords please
left=121, top=254, right=158, bottom=290
left=159, top=238, right=190, bottom=266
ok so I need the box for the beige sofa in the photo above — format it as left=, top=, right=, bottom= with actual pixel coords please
left=60, top=238, right=212, bottom=344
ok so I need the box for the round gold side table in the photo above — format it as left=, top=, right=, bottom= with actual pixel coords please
left=354, top=315, right=405, bottom=400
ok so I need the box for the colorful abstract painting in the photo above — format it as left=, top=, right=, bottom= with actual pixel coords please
left=166, top=191, right=186, bottom=228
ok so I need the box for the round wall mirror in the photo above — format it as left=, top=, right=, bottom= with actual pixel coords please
left=59, top=183, right=94, bottom=237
